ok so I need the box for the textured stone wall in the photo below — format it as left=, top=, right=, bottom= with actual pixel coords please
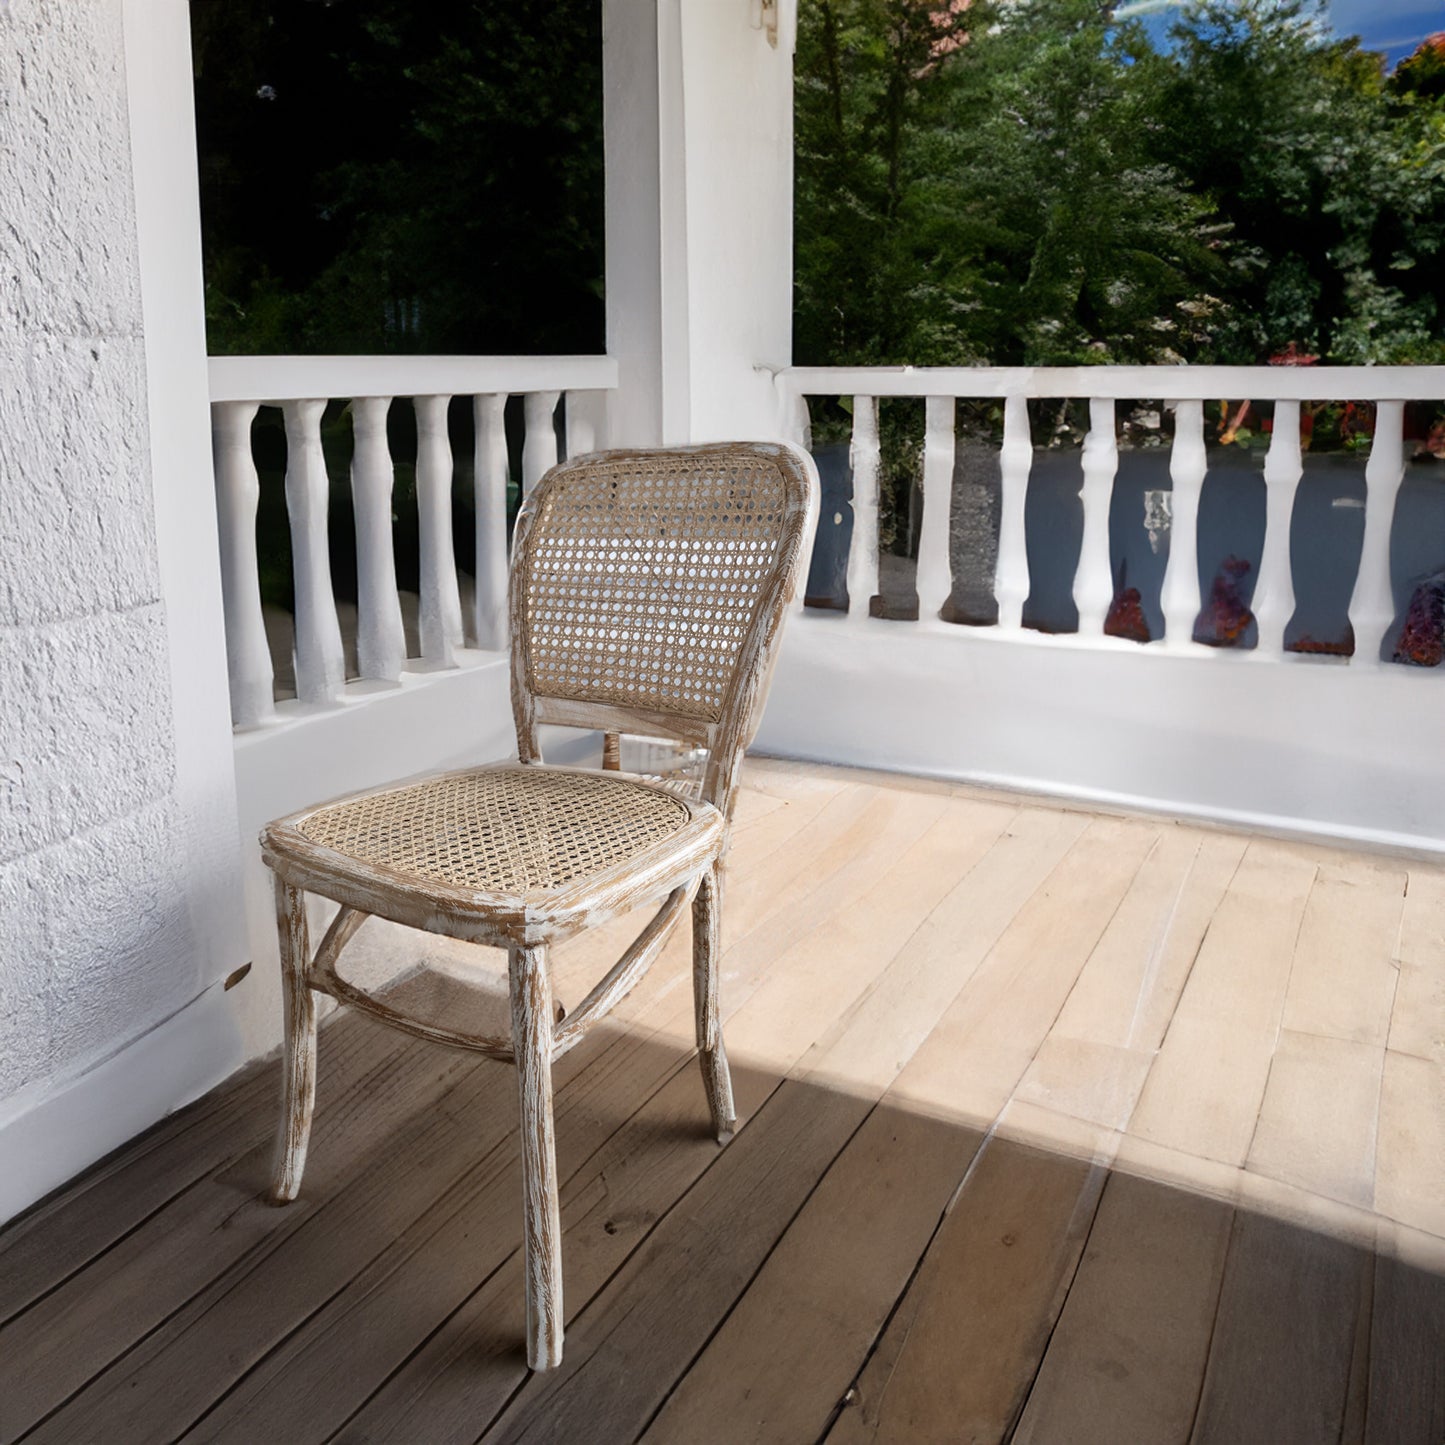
left=0, top=0, right=199, bottom=1112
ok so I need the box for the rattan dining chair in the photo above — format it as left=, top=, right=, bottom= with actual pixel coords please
left=258, top=441, right=818, bottom=1370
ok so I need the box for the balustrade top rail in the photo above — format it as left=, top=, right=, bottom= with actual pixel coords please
left=209, top=354, right=619, bottom=405
left=781, top=364, right=1445, bottom=401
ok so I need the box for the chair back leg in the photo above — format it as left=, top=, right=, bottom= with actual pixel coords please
left=270, top=879, right=318, bottom=1203
left=509, top=942, right=565, bottom=1370
left=692, top=864, right=737, bottom=1144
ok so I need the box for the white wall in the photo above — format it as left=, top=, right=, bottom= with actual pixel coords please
left=0, top=0, right=248, bottom=1223
left=603, top=0, right=795, bottom=447
left=757, top=617, right=1445, bottom=855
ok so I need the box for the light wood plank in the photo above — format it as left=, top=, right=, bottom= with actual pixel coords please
left=889, top=817, right=1159, bottom=1129
left=1247, top=1030, right=1384, bottom=1208
left=1128, top=840, right=1318, bottom=1165
left=1281, top=857, right=1406, bottom=1047
left=1012, top=1170, right=1234, bottom=1445
left=1374, top=1049, right=1445, bottom=1239
left=1391, top=866, right=1445, bottom=1062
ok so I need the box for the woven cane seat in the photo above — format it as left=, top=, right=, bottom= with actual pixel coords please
left=285, top=765, right=712, bottom=903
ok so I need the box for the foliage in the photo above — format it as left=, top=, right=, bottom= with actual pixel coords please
left=794, top=0, right=1445, bottom=368
left=192, top=0, right=604, bottom=355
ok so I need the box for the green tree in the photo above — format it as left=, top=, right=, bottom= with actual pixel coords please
left=192, top=0, right=604, bottom=355
left=1149, top=0, right=1445, bottom=363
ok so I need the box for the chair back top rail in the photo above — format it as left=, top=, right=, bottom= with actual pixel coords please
left=209, top=354, right=619, bottom=405
left=780, top=363, right=1445, bottom=402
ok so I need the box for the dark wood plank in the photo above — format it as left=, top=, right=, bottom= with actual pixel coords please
left=1365, top=1248, right=1445, bottom=1444
left=2, top=1025, right=480, bottom=1443
left=0, top=1009, right=386, bottom=1326
left=1189, top=1209, right=1373, bottom=1445
left=827, top=1136, right=1105, bottom=1445
left=472, top=1076, right=875, bottom=1445
left=642, top=1105, right=986, bottom=1445
left=1012, top=1169, right=1234, bottom=1445
left=182, top=1028, right=734, bottom=1444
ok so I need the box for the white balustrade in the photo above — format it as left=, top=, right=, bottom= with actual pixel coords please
left=995, top=394, right=1033, bottom=631
left=916, top=397, right=956, bottom=621
left=1160, top=399, right=1206, bottom=652
left=1075, top=398, right=1119, bottom=636
left=1253, top=400, right=1304, bottom=658
left=414, top=394, right=465, bottom=669
left=281, top=399, right=347, bottom=705
left=1350, top=400, right=1407, bottom=668
left=207, top=355, right=617, bottom=727
left=349, top=397, right=406, bottom=682
left=522, top=391, right=561, bottom=495
left=846, top=396, right=882, bottom=622
left=473, top=394, right=511, bottom=652
left=779, top=363, right=1445, bottom=669
left=212, top=400, right=275, bottom=729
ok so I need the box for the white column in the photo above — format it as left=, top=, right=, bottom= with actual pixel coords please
left=602, top=0, right=796, bottom=446
left=474, top=393, right=511, bottom=653
left=211, top=400, right=275, bottom=728
left=281, top=399, right=346, bottom=704
left=847, top=395, right=880, bottom=623
left=1349, top=399, right=1406, bottom=668
left=522, top=391, right=561, bottom=495
left=1161, top=400, right=1207, bottom=650
left=995, top=395, right=1032, bottom=632
left=1075, top=398, right=1118, bottom=636
left=916, top=396, right=956, bottom=622
left=349, top=397, right=406, bottom=682
left=413, top=394, right=464, bottom=669
left=1254, top=399, right=1304, bottom=658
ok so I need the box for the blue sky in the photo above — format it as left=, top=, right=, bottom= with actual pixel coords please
left=1116, top=0, right=1442, bottom=66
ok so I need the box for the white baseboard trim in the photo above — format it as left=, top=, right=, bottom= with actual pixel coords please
left=0, top=980, right=245, bottom=1226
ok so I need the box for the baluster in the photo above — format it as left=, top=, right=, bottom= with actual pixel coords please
left=473, top=393, right=511, bottom=653
left=522, top=391, right=561, bottom=494
left=846, top=395, right=881, bottom=623
left=790, top=393, right=814, bottom=614
left=414, top=394, right=465, bottom=669
left=212, top=401, right=275, bottom=728
left=281, top=399, right=346, bottom=704
left=1349, top=399, right=1406, bottom=667
left=1254, top=399, right=1304, bottom=658
left=1075, top=397, right=1118, bottom=636
left=564, top=389, right=608, bottom=460
left=916, top=397, right=956, bottom=622
left=786, top=389, right=813, bottom=452
left=349, top=397, right=406, bottom=682
left=1161, top=400, right=1207, bottom=650
left=995, top=395, right=1032, bottom=631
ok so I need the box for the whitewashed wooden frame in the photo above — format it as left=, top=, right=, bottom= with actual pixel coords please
left=259, top=442, right=818, bottom=1371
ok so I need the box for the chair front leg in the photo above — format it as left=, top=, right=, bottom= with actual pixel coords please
left=509, top=942, right=564, bottom=1370
left=692, top=862, right=737, bottom=1144
left=270, top=878, right=318, bottom=1204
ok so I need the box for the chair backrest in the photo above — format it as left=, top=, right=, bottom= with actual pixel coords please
left=509, top=442, right=819, bottom=812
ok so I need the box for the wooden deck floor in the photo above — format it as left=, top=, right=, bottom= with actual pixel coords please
left=3, top=759, right=1444, bottom=1443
